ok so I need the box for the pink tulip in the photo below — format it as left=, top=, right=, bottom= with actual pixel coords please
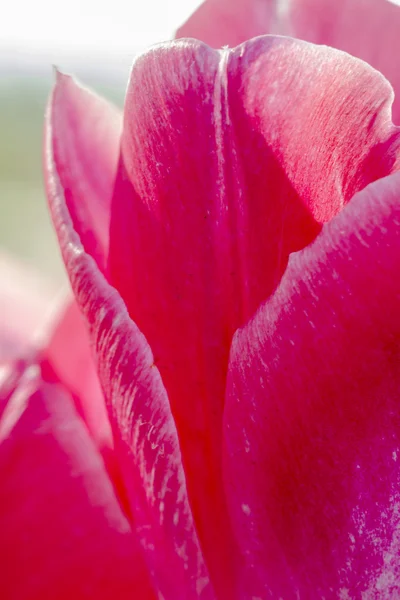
left=2, top=0, right=400, bottom=598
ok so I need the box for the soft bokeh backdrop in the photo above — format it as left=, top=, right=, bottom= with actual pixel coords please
left=0, top=0, right=202, bottom=284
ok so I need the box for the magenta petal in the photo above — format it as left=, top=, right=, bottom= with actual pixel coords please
left=224, top=172, right=400, bottom=598
left=45, top=93, right=214, bottom=600
left=112, top=41, right=238, bottom=594
left=0, top=364, right=154, bottom=600
left=47, top=72, right=122, bottom=272
left=110, top=37, right=400, bottom=593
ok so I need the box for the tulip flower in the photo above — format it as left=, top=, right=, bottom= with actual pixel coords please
left=1, top=0, right=400, bottom=598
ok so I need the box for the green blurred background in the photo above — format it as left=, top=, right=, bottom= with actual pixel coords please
left=0, top=0, right=201, bottom=286
left=0, top=74, right=63, bottom=281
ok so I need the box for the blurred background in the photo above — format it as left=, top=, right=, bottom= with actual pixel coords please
left=0, top=0, right=202, bottom=285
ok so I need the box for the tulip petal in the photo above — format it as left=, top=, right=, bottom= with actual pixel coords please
left=111, top=37, right=400, bottom=591
left=178, top=0, right=400, bottom=124
left=47, top=71, right=122, bottom=273
left=224, top=172, right=400, bottom=598
left=114, top=41, right=241, bottom=592
left=0, top=363, right=154, bottom=600
left=45, top=91, right=214, bottom=599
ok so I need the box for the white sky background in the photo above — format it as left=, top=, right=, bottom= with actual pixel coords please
left=0, top=0, right=204, bottom=76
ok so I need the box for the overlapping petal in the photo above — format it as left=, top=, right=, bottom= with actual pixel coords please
left=224, top=172, right=400, bottom=598
left=45, top=76, right=214, bottom=599
left=0, top=362, right=154, bottom=599
left=109, top=36, right=400, bottom=592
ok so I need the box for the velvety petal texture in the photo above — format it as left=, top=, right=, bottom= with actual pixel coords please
left=0, top=362, right=154, bottom=599
left=109, top=36, right=400, bottom=592
left=224, top=172, right=400, bottom=598
left=45, top=75, right=214, bottom=600
left=178, top=0, right=400, bottom=123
